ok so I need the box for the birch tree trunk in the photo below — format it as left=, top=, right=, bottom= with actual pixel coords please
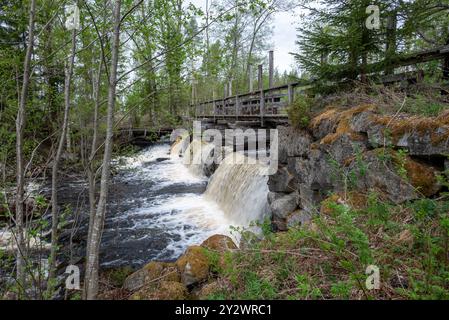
left=15, top=0, right=36, bottom=295
left=84, top=0, right=122, bottom=300
left=48, top=28, right=77, bottom=284
left=86, top=57, right=103, bottom=267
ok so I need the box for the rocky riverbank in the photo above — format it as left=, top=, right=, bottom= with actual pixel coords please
left=111, top=104, right=449, bottom=300
left=269, top=104, right=448, bottom=231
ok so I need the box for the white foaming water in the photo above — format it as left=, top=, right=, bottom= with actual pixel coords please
left=115, top=144, right=205, bottom=187
left=107, top=142, right=237, bottom=262
left=204, top=152, right=270, bottom=226
left=102, top=137, right=270, bottom=265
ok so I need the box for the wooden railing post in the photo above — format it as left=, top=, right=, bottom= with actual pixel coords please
left=235, top=95, right=239, bottom=120
left=288, top=83, right=294, bottom=105
left=269, top=50, right=274, bottom=89
left=249, top=64, right=253, bottom=92
left=258, top=64, right=264, bottom=127
left=213, top=90, right=216, bottom=121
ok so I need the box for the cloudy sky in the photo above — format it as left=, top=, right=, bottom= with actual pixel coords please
left=189, top=0, right=303, bottom=73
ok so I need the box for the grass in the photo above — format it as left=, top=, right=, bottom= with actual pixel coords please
left=203, top=190, right=449, bottom=300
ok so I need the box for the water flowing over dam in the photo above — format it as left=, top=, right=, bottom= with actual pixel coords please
left=96, top=137, right=270, bottom=267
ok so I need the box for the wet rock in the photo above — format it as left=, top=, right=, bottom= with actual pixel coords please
left=267, top=192, right=286, bottom=205
left=176, top=246, right=210, bottom=286
left=268, top=166, right=296, bottom=193
left=270, top=191, right=300, bottom=220
left=201, top=234, right=237, bottom=252
left=123, top=261, right=180, bottom=292
left=129, top=281, right=188, bottom=300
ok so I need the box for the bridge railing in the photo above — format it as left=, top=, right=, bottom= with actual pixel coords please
left=191, top=45, right=449, bottom=121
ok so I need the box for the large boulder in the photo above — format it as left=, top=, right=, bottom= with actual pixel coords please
left=319, top=132, right=368, bottom=164
left=309, top=105, right=376, bottom=140
left=123, top=261, right=180, bottom=292
left=287, top=149, right=335, bottom=189
left=176, top=246, right=210, bottom=286
left=201, top=234, right=237, bottom=252
left=268, top=166, right=297, bottom=193
left=347, top=149, right=440, bottom=203
left=269, top=191, right=300, bottom=220
left=129, top=281, right=188, bottom=300
left=347, top=110, right=449, bottom=157
left=277, top=126, right=313, bottom=164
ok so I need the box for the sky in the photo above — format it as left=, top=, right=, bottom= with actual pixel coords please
left=189, top=0, right=303, bottom=73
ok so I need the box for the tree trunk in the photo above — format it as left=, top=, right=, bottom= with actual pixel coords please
left=15, top=0, right=36, bottom=295
left=86, top=57, right=103, bottom=268
left=48, top=28, right=77, bottom=285
left=84, top=0, right=121, bottom=300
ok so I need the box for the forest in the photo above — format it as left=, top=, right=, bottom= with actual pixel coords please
left=0, top=0, right=449, bottom=302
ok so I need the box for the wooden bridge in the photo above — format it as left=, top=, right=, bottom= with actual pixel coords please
left=191, top=45, right=449, bottom=128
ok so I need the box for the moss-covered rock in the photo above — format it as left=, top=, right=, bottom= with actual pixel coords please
left=129, top=281, right=188, bottom=300
left=176, top=246, right=210, bottom=286
left=123, top=261, right=180, bottom=292
left=201, top=234, right=237, bottom=252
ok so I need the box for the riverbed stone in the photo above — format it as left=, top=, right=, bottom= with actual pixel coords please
left=201, top=234, right=237, bottom=252
left=176, top=246, right=210, bottom=286
left=129, top=281, right=188, bottom=300
left=123, top=261, right=180, bottom=292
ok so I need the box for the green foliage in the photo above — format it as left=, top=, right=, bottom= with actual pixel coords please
left=105, top=267, right=134, bottom=287
left=287, top=95, right=314, bottom=129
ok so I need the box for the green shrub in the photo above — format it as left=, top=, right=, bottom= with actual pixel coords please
left=287, top=95, right=314, bottom=129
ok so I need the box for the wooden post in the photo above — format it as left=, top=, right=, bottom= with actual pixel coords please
left=269, top=50, right=274, bottom=88
left=249, top=64, right=253, bottom=92
left=258, top=64, right=264, bottom=126
left=213, top=90, right=216, bottom=121
left=235, top=95, right=239, bottom=120
left=385, top=12, right=397, bottom=75
left=228, top=80, right=232, bottom=97
left=288, top=84, right=294, bottom=105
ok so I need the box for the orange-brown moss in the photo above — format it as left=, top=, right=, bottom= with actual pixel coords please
left=320, top=192, right=368, bottom=215
left=403, top=157, right=440, bottom=197
left=310, top=104, right=376, bottom=145
left=373, top=113, right=449, bottom=145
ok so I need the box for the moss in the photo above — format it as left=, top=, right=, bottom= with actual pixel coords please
left=176, top=246, right=210, bottom=286
left=311, top=104, right=376, bottom=145
left=373, top=111, right=449, bottom=145
left=402, top=157, right=440, bottom=197
left=143, top=261, right=181, bottom=283
left=130, top=281, right=188, bottom=300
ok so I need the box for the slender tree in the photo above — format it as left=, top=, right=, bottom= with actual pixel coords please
left=84, top=0, right=122, bottom=300
left=15, top=0, right=37, bottom=295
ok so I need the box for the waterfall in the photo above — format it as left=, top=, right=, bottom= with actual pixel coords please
left=204, top=152, right=270, bottom=226
left=182, top=139, right=215, bottom=177
left=171, top=137, right=270, bottom=229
